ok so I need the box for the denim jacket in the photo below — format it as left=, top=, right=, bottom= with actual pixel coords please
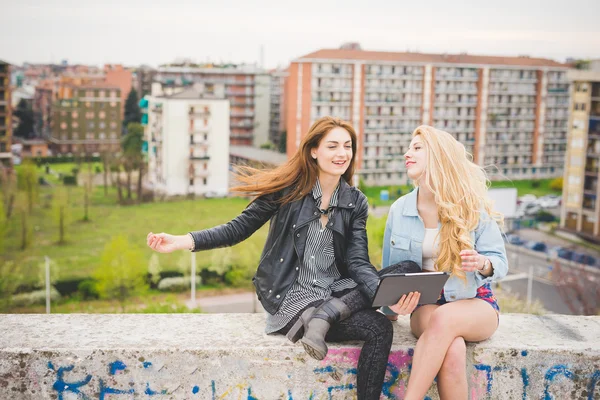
left=382, top=188, right=508, bottom=302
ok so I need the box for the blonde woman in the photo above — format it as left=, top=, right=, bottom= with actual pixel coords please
left=381, top=125, right=508, bottom=400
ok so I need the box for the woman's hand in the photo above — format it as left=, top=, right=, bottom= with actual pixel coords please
left=388, top=292, right=421, bottom=316
left=459, top=249, right=485, bottom=272
left=147, top=232, right=188, bottom=253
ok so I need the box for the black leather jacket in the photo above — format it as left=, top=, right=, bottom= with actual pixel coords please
left=189, top=179, right=380, bottom=315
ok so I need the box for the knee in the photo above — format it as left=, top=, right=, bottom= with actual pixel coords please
left=368, top=313, right=394, bottom=343
left=381, top=260, right=421, bottom=276
left=440, top=337, right=466, bottom=374
left=425, top=308, right=453, bottom=336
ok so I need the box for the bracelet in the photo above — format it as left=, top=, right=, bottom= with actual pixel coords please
left=187, top=233, right=196, bottom=252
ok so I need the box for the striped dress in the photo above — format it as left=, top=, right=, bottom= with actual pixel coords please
left=265, top=179, right=358, bottom=334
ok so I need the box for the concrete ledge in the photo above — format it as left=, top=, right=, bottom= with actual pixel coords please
left=1, top=314, right=599, bottom=399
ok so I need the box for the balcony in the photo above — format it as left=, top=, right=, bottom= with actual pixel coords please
left=190, top=125, right=210, bottom=133
left=230, top=122, right=254, bottom=129
left=190, top=155, right=210, bottom=161
left=189, top=110, right=210, bottom=117
left=226, top=91, right=254, bottom=97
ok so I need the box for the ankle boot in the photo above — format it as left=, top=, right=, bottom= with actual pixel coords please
left=301, top=297, right=351, bottom=360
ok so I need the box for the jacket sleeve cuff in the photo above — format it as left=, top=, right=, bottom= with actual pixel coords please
left=474, top=255, right=507, bottom=285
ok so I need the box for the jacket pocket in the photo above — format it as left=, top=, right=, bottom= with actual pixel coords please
left=389, top=234, right=420, bottom=265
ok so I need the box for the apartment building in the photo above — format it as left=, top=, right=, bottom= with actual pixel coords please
left=155, top=63, right=269, bottom=147
left=269, top=68, right=288, bottom=148
left=561, top=68, right=600, bottom=239
left=49, top=83, right=122, bottom=154
left=34, top=74, right=105, bottom=138
left=0, top=60, right=12, bottom=166
left=286, top=48, right=569, bottom=185
left=104, top=64, right=133, bottom=118
left=143, top=86, right=230, bottom=197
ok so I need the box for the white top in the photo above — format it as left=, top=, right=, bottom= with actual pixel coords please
left=422, top=228, right=439, bottom=272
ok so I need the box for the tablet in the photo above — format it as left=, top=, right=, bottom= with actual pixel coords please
left=371, top=272, right=450, bottom=308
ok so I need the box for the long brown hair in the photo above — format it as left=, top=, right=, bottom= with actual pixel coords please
left=231, top=116, right=358, bottom=204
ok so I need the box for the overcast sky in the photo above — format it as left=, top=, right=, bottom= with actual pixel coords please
left=1, top=0, right=598, bottom=68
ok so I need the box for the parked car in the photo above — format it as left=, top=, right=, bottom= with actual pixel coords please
left=505, top=234, right=526, bottom=246
left=538, top=195, right=561, bottom=209
left=518, top=194, right=537, bottom=205
left=523, top=203, right=541, bottom=216
left=524, top=241, right=547, bottom=253
left=571, top=252, right=597, bottom=266
left=549, top=246, right=574, bottom=261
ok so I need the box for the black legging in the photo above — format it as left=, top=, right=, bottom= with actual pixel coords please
left=278, top=260, right=420, bottom=400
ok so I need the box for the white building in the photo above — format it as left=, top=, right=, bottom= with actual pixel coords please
left=145, top=86, right=230, bottom=197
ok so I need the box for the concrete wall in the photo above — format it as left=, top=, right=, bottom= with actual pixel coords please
left=0, top=314, right=598, bottom=399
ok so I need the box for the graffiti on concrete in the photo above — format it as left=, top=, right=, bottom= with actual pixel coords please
left=44, top=348, right=599, bottom=399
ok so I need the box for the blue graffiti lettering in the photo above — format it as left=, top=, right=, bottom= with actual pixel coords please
left=474, top=364, right=493, bottom=394
left=543, top=365, right=574, bottom=400
left=587, top=370, right=600, bottom=400
left=108, top=360, right=127, bottom=375
left=98, top=379, right=134, bottom=400
left=47, top=362, right=92, bottom=400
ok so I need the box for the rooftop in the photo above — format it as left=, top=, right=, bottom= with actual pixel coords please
left=296, top=48, right=568, bottom=68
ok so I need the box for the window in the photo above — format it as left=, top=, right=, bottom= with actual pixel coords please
left=99, top=111, right=106, bottom=119
left=110, top=122, right=117, bottom=129
left=98, top=91, right=106, bottom=98
left=110, top=90, right=117, bottom=98
left=60, top=122, right=67, bottom=130
left=86, top=90, right=94, bottom=97
left=110, top=102, right=117, bottom=107
left=99, top=122, right=106, bottom=129
left=71, top=111, right=78, bottom=118
left=99, top=132, right=106, bottom=139
left=203, top=178, right=207, bottom=185
left=72, top=121, right=78, bottom=128
left=88, top=122, right=95, bottom=129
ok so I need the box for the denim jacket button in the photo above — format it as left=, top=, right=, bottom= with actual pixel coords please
left=391, top=240, right=395, bottom=245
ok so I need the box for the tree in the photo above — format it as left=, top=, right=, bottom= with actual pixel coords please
left=278, top=131, right=287, bottom=154
left=16, top=160, right=38, bottom=214
left=53, top=187, right=69, bottom=245
left=121, top=123, right=144, bottom=203
left=94, top=235, right=147, bottom=312
left=0, top=165, right=16, bottom=219
left=123, top=89, right=142, bottom=130
left=260, top=141, right=275, bottom=150
left=13, top=99, right=35, bottom=139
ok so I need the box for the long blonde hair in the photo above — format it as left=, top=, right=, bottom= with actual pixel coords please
left=412, top=125, right=504, bottom=281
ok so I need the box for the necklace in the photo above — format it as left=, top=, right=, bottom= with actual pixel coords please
left=318, top=207, right=333, bottom=215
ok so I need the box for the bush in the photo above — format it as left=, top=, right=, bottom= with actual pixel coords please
left=550, top=177, right=563, bottom=191
left=157, top=276, right=202, bottom=292
left=11, top=288, right=61, bottom=307
left=34, top=155, right=101, bottom=165
left=531, top=180, right=541, bottom=188
left=536, top=210, right=556, bottom=222
left=160, top=270, right=184, bottom=280
left=63, top=175, right=77, bottom=186
left=224, top=267, right=252, bottom=288
left=54, top=278, right=88, bottom=297
left=136, top=302, right=202, bottom=313
left=95, top=165, right=102, bottom=174
left=77, top=279, right=100, bottom=300
left=13, top=282, right=43, bottom=295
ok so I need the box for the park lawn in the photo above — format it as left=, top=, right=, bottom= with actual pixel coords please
left=490, top=179, right=561, bottom=197
left=2, top=179, right=388, bottom=292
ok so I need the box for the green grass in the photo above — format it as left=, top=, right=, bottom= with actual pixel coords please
left=1, top=170, right=390, bottom=314
left=490, top=179, right=562, bottom=197
left=360, top=184, right=413, bottom=206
